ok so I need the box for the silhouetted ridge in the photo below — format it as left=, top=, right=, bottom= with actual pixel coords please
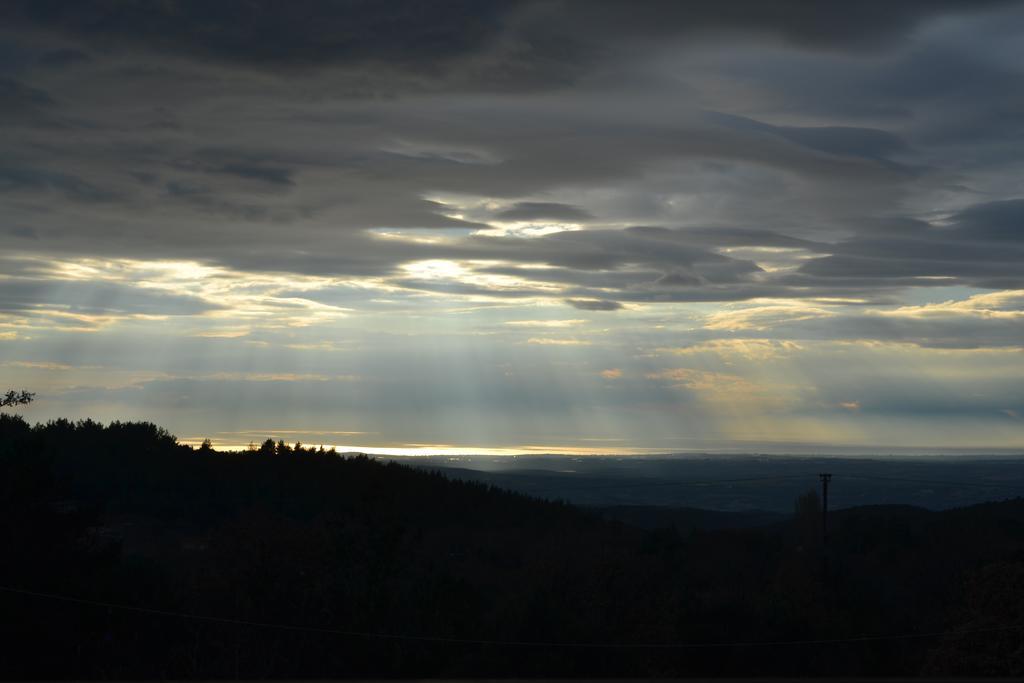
left=2, top=414, right=1024, bottom=678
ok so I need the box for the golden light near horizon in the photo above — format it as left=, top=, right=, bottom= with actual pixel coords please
left=1, top=0, right=1024, bottom=456
left=7, top=5, right=1024, bottom=680
left=3, top=245, right=1024, bottom=454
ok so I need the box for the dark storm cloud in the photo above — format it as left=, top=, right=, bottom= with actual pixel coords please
left=159, top=157, right=296, bottom=188
left=0, top=0, right=1021, bottom=315
left=794, top=199, right=1024, bottom=288
left=656, top=272, right=704, bottom=287
left=7, top=226, right=39, bottom=240
left=798, top=254, right=1024, bottom=281
left=255, top=225, right=798, bottom=304
left=34, top=47, right=91, bottom=68
left=708, top=35, right=1024, bottom=150
left=163, top=148, right=303, bottom=185
left=0, top=12, right=974, bottom=289
left=463, top=229, right=758, bottom=272
left=3, top=0, right=1024, bottom=453
left=0, top=166, right=119, bottom=202
left=218, top=163, right=294, bottom=186
left=0, top=77, right=53, bottom=107
left=706, top=112, right=909, bottom=165
left=0, top=77, right=60, bottom=126
left=4, top=1, right=516, bottom=68
left=0, top=280, right=221, bottom=316
left=4, top=0, right=1010, bottom=74
left=552, top=1, right=1015, bottom=49
left=565, top=299, right=623, bottom=311
left=628, top=226, right=825, bottom=251
left=951, top=198, right=1024, bottom=243
left=494, top=202, right=593, bottom=222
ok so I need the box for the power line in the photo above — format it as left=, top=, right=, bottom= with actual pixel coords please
left=517, top=472, right=1024, bottom=497
left=2, top=584, right=1021, bottom=650
left=519, top=474, right=816, bottom=496
left=457, top=471, right=1024, bottom=499
left=835, top=473, right=1024, bottom=490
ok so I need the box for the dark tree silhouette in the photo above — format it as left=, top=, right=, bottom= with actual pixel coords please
left=1, top=389, right=34, bottom=407
left=2, top=414, right=1024, bottom=678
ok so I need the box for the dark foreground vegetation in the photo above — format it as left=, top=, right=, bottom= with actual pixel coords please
left=2, top=415, right=1023, bottom=678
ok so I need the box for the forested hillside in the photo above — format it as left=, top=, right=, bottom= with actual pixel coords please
left=2, top=414, right=1023, bottom=678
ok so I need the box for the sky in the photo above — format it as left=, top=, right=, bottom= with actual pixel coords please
left=1, top=1, right=1023, bottom=454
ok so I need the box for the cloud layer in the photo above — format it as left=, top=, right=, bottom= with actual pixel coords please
left=1, top=2, right=1023, bottom=450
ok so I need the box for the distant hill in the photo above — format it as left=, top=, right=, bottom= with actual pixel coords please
left=593, top=504, right=786, bottom=531
left=2, top=414, right=1024, bottom=678
left=399, top=453, right=1024, bottom=511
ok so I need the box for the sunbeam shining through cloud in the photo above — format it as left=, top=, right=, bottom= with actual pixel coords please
left=2, top=1, right=1024, bottom=454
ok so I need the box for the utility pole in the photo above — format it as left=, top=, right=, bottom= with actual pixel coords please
left=819, top=473, right=832, bottom=579
left=819, top=473, right=832, bottom=546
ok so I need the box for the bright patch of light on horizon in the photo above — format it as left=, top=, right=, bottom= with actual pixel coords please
left=475, top=221, right=584, bottom=238
left=399, top=258, right=567, bottom=297
left=717, top=246, right=816, bottom=274
left=400, top=259, right=470, bottom=280
left=177, top=438, right=671, bottom=456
